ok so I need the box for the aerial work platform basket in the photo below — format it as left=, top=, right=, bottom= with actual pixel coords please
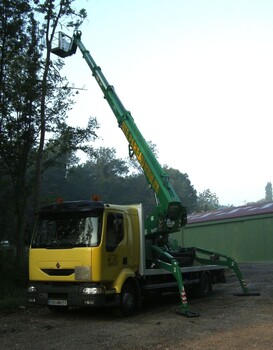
left=51, top=32, right=77, bottom=58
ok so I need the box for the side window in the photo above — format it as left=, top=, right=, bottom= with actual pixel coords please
left=106, top=213, right=124, bottom=252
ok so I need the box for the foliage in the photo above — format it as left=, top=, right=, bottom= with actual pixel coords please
left=265, top=182, right=272, bottom=202
left=0, top=248, right=28, bottom=309
left=0, top=0, right=42, bottom=258
left=163, top=166, right=197, bottom=213
left=123, top=173, right=156, bottom=215
left=43, top=117, right=99, bottom=169
left=39, top=147, right=199, bottom=217
left=32, top=0, right=87, bottom=212
left=0, top=1, right=97, bottom=264
left=41, top=147, right=129, bottom=202
left=122, top=142, right=198, bottom=214
left=196, top=189, right=219, bottom=212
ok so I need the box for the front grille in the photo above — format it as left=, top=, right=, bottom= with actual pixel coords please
left=41, top=269, right=74, bottom=276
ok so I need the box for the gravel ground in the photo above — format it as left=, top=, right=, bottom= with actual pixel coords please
left=1, top=263, right=273, bottom=350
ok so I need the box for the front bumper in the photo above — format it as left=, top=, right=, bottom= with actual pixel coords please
left=27, top=282, right=119, bottom=308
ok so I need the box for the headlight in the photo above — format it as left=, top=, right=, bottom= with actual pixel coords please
left=28, top=286, right=37, bottom=293
left=82, top=287, right=105, bottom=295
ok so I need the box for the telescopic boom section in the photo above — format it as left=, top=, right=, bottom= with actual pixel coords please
left=51, top=30, right=187, bottom=235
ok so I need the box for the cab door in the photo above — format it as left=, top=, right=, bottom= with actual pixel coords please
left=101, top=211, right=128, bottom=282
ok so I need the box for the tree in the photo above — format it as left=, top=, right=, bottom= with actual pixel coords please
left=40, top=118, right=99, bottom=202
left=163, top=166, right=197, bottom=213
left=124, top=143, right=198, bottom=214
left=0, top=1, right=95, bottom=263
left=57, top=147, right=129, bottom=202
left=196, top=189, right=219, bottom=212
left=0, top=0, right=42, bottom=258
left=33, top=0, right=87, bottom=211
left=124, top=172, right=155, bottom=215
left=265, top=182, right=273, bottom=202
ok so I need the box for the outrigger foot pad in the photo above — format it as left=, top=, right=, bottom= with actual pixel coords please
left=175, top=309, right=200, bottom=317
left=234, top=291, right=260, bottom=296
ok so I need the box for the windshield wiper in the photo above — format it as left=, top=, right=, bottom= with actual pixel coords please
left=34, top=241, right=73, bottom=249
left=32, top=240, right=90, bottom=248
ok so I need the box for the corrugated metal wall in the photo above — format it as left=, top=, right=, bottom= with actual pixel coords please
left=177, top=215, right=273, bottom=262
left=180, top=215, right=273, bottom=262
left=172, top=203, right=273, bottom=263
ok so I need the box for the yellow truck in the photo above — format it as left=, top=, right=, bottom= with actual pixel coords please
left=28, top=31, right=252, bottom=317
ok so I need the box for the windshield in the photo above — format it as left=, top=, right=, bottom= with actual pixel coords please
left=31, top=212, right=102, bottom=249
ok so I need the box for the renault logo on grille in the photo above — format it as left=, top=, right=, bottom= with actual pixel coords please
left=56, top=262, right=60, bottom=269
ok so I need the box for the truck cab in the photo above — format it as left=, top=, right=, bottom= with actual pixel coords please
left=29, top=200, right=143, bottom=314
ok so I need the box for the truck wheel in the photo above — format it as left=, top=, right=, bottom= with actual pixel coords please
left=119, top=282, right=136, bottom=317
left=195, top=272, right=212, bottom=298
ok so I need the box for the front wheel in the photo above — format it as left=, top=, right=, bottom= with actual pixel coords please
left=119, top=283, right=136, bottom=317
left=194, top=272, right=212, bottom=298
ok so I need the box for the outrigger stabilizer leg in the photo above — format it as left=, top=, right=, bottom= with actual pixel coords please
left=193, top=247, right=260, bottom=296
left=151, top=246, right=199, bottom=317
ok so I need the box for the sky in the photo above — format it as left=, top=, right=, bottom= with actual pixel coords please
left=60, top=0, right=273, bottom=207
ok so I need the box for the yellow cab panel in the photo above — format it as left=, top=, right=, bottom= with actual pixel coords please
left=29, top=247, right=92, bottom=281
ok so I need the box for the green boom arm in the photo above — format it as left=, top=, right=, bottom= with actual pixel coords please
left=51, top=30, right=187, bottom=236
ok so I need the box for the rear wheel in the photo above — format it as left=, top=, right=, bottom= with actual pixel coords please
left=194, top=272, right=212, bottom=298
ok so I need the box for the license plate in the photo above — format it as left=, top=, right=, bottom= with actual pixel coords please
left=48, top=299, right=67, bottom=306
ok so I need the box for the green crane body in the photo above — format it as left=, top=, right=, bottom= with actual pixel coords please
left=52, top=30, right=187, bottom=237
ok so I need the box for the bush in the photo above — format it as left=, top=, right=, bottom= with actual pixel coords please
left=0, top=248, right=28, bottom=310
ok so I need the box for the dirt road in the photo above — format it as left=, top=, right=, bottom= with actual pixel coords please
left=1, top=263, right=273, bottom=349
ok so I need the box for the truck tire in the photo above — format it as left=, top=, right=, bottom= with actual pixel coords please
left=119, top=282, right=136, bottom=317
left=195, top=272, right=212, bottom=298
